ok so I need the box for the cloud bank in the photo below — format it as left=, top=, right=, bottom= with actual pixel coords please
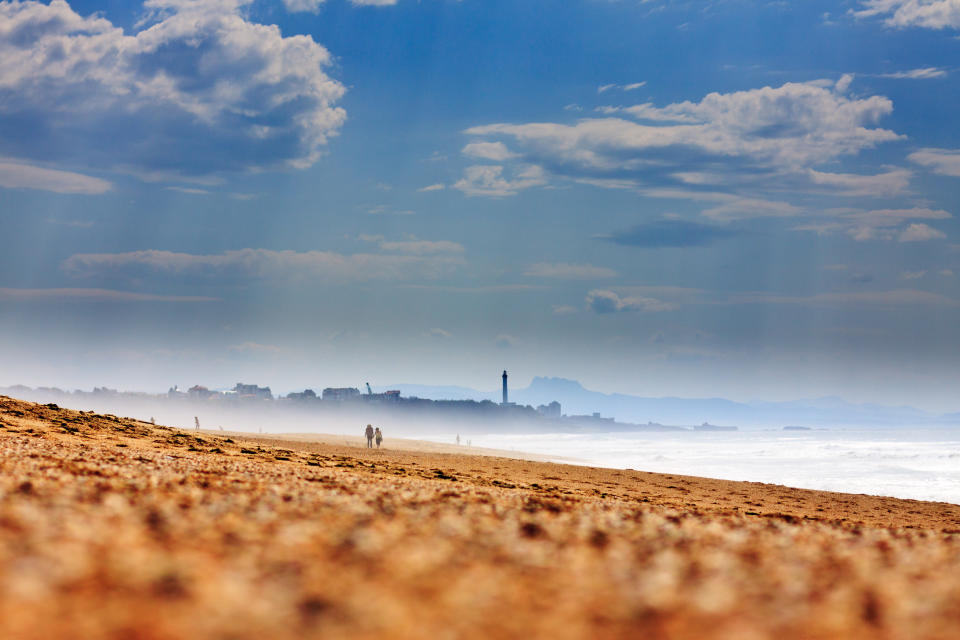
left=62, top=248, right=464, bottom=282
left=460, top=80, right=903, bottom=207
left=909, top=148, right=960, bottom=176
left=858, top=1, right=960, bottom=30
left=586, top=289, right=676, bottom=314
left=0, top=0, right=346, bottom=179
left=470, top=80, right=897, bottom=173
left=0, top=161, right=112, bottom=194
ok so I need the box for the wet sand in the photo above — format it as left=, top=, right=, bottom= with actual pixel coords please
left=212, top=428, right=575, bottom=462
left=3, top=395, right=960, bottom=639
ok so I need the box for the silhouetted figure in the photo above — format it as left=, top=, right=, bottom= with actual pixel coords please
left=194, top=416, right=200, bottom=431
left=365, top=424, right=374, bottom=448
left=375, top=427, right=383, bottom=449
left=456, top=434, right=460, bottom=446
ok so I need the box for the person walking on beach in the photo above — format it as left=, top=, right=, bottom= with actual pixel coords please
left=375, top=427, right=383, bottom=449
left=365, top=424, right=374, bottom=448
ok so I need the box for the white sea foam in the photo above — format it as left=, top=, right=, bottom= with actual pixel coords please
left=442, top=428, right=960, bottom=504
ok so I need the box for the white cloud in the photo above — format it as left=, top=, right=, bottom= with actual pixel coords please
left=425, top=328, right=452, bottom=339
left=282, top=0, right=325, bottom=11
left=596, top=103, right=700, bottom=122
left=0, top=161, right=112, bottom=194
left=941, top=269, right=955, bottom=277
left=166, top=186, right=211, bottom=195
left=350, top=0, right=398, bottom=5
left=418, top=183, right=445, bottom=192
left=852, top=207, right=951, bottom=225
left=909, top=148, right=960, bottom=176
left=900, top=270, right=927, bottom=280
left=807, top=168, right=911, bottom=196
left=794, top=207, right=951, bottom=241
left=462, top=141, right=517, bottom=162
left=62, top=248, right=464, bottom=282
left=466, top=81, right=901, bottom=194
left=0, top=0, right=346, bottom=178
left=835, top=73, right=855, bottom=93
left=0, top=287, right=217, bottom=302
left=700, top=195, right=801, bottom=222
left=552, top=304, right=579, bottom=315
left=598, top=82, right=646, bottom=93
left=632, top=187, right=801, bottom=221
left=367, top=205, right=415, bottom=215
left=899, top=223, right=947, bottom=242
left=360, top=234, right=463, bottom=254
left=586, top=289, right=676, bottom=314
left=453, top=165, right=547, bottom=197
left=525, top=263, right=618, bottom=279
left=879, top=67, right=948, bottom=79
left=857, top=1, right=960, bottom=30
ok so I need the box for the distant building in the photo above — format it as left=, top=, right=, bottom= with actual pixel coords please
left=92, top=386, right=119, bottom=396
left=537, top=401, right=561, bottom=418
left=362, top=389, right=402, bottom=402
left=287, top=389, right=317, bottom=401
left=233, top=383, right=273, bottom=400
left=566, top=412, right=615, bottom=424
left=188, top=385, right=216, bottom=399
left=502, top=370, right=508, bottom=405
left=323, top=387, right=361, bottom=401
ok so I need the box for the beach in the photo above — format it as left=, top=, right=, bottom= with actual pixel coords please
left=3, top=395, right=960, bottom=639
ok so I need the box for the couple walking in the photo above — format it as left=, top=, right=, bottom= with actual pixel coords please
left=364, top=424, right=383, bottom=449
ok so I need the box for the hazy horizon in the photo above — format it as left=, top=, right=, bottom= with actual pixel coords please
left=3, top=1, right=960, bottom=413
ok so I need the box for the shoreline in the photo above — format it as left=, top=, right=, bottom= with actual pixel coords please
left=205, top=428, right=586, bottom=464
left=218, top=428, right=960, bottom=508
left=209, top=425, right=960, bottom=531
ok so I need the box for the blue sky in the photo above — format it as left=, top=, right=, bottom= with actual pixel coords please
left=2, top=0, right=960, bottom=409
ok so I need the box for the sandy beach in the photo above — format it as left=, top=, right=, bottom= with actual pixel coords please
left=3, top=395, right=960, bottom=639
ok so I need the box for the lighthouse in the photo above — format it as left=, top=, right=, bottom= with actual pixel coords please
left=502, top=370, right=508, bottom=405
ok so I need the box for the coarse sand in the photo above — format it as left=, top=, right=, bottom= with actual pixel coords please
left=3, top=395, right=960, bottom=639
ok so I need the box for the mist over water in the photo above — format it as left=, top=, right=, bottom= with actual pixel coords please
left=440, top=429, right=960, bottom=505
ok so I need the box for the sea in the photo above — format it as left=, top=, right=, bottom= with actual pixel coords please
left=433, top=427, right=960, bottom=505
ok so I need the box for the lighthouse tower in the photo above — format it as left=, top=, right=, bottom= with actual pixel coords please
left=502, top=370, right=508, bottom=405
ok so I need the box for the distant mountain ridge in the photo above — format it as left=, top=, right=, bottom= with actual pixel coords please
left=384, top=377, right=953, bottom=428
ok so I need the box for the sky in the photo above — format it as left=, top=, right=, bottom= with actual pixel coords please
left=2, top=0, right=960, bottom=410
